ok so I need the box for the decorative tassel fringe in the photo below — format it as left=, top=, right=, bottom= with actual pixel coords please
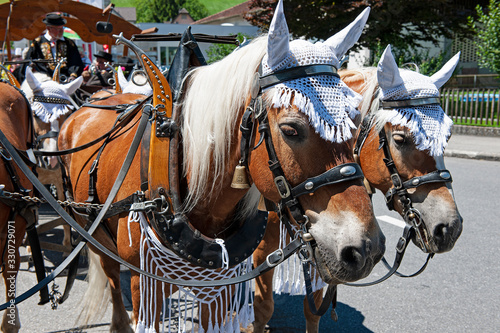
left=269, top=79, right=361, bottom=144
left=32, top=102, right=72, bottom=123
left=273, top=220, right=326, bottom=295
left=129, top=212, right=254, bottom=333
left=378, top=108, right=453, bottom=156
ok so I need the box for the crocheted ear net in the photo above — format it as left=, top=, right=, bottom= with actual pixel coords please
left=31, top=81, right=74, bottom=123
left=379, top=69, right=453, bottom=156
left=261, top=40, right=362, bottom=143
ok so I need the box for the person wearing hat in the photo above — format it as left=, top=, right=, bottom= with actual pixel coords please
left=81, top=50, right=114, bottom=87
left=19, top=13, right=84, bottom=82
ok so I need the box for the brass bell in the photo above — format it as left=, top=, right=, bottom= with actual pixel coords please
left=231, top=164, right=250, bottom=189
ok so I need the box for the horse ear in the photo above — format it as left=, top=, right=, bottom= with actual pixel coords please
left=25, top=67, right=42, bottom=92
left=430, top=52, right=460, bottom=89
left=267, top=0, right=289, bottom=68
left=63, top=76, right=84, bottom=96
left=377, top=45, right=404, bottom=91
left=323, top=7, right=370, bottom=61
left=117, top=66, right=128, bottom=89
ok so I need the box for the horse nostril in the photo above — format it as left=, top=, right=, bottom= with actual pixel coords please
left=433, top=223, right=449, bottom=244
left=340, top=246, right=366, bottom=271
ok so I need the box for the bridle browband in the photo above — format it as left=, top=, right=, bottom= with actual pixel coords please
left=32, top=95, right=72, bottom=105
left=348, top=93, right=453, bottom=286
left=259, top=64, right=339, bottom=90
left=379, top=96, right=440, bottom=109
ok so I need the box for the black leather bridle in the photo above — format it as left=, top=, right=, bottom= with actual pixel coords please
left=240, top=64, right=367, bottom=316
left=347, top=94, right=453, bottom=287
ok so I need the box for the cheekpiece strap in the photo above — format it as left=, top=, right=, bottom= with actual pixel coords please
left=259, top=64, right=339, bottom=90
left=380, top=97, right=440, bottom=109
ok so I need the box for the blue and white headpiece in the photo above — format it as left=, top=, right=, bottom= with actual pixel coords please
left=261, top=0, right=370, bottom=143
left=377, top=45, right=460, bottom=156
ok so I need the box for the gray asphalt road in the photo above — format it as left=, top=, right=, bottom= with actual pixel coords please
left=2, top=157, right=499, bottom=332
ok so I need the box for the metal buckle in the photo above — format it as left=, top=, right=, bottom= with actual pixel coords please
left=274, top=175, right=291, bottom=199
left=266, top=249, right=284, bottom=267
left=396, top=236, right=407, bottom=253
left=130, top=200, right=157, bottom=212
left=298, top=243, right=313, bottom=263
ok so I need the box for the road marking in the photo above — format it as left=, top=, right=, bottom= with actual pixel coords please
left=377, top=215, right=405, bottom=228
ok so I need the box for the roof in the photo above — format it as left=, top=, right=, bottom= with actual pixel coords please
left=171, top=8, right=195, bottom=24
left=113, top=7, right=137, bottom=23
left=195, top=1, right=250, bottom=25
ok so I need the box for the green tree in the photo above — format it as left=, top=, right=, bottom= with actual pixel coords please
left=245, top=0, right=488, bottom=52
left=468, top=0, right=500, bottom=74
left=136, top=0, right=208, bottom=23
left=206, top=34, right=250, bottom=64
left=368, top=42, right=449, bottom=76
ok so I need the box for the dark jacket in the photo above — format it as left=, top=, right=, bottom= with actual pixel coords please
left=19, top=35, right=84, bottom=82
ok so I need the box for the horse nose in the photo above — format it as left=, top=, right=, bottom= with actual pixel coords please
left=339, top=244, right=367, bottom=271
left=432, top=216, right=463, bottom=253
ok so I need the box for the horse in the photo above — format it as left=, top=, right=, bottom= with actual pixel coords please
left=252, top=45, right=464, bottom=332
left=20, top=67, right=83, bottom=253
left=58, top=2, right=385, bottom=331
left=0, top=80, right=35, bottom=333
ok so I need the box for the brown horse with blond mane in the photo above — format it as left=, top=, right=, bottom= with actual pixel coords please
left=252, top=45, right=463, bottom=332
left=58, top=3, right=386, bottom=332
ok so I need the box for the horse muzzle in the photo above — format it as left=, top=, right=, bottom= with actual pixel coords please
left=310, top=229, right=386, bottom=284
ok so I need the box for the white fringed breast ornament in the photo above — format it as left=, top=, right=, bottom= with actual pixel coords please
left=128, top=212, right=254, bottom=333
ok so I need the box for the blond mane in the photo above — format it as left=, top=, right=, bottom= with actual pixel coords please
left=179, top=36, right=267, bottom=210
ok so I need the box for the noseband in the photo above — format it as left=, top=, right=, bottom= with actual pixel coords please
left=354, top=95, right=453, bottom=253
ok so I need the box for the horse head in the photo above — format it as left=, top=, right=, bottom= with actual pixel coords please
left=22, top=67, right=83, bottom=169
left=182, top=1, right=384, bottom=284
left=348, top=45, right=462, bottom=253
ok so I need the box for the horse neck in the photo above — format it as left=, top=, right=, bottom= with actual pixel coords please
left=182, top=107, right=253, bottom=237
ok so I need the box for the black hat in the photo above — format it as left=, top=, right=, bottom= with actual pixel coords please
left=94, top=50, right=113, bottom=63
left=43, top=13, right=67, bottom=26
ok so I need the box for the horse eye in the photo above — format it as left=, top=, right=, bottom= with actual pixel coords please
left=393, top=133, right=406, bottom=145
left=280, top=124, right=299, bottom=137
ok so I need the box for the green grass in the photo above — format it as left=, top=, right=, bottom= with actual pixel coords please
left=112, top=0, right=245, bottom=16
left=202, top=0, right=246, bottom=15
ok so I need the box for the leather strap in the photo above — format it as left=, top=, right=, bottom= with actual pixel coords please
left=292, top=163, right=364, bottom=197
left=260, top=64, right=339, bottom=90
left=345, top=225, right=414, bottom=287
left=303, top=262, right=337, bottom=317
left=380, top=97, right=440, bottom=109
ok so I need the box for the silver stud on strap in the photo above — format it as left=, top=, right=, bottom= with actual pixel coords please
left=304, top=181, right=314, bottom=190
left=440, top=171, right=451, bottom=180
left=340, top=165, right=356, bottom=176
